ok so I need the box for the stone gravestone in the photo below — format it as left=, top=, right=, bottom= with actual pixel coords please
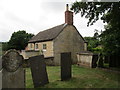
left=92, top=54, right=98, bottom=68
left=2, top=49, right=25, bottom=88
left=61, top=52, right=72, bottom=81
left=98, top=53, right=104, bottom=68
left=29, top=55, right=49, bottom=88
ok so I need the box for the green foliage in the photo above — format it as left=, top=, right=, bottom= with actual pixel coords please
left=84, top=31, right=101, bottom=53
left=8, top=30, right=34, bottom=50
left=101, top=23, right=120, bottom=56
left=26, top=65, right=120, bottom=88
left=92, top=47, right=102, bottom=53
left=71, top=2, right=120, bottom=26
left=2, top=42, right=8, bottom=51
left=71, top=2, right=120, bottom=56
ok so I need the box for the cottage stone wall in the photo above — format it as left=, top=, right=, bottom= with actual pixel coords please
left=28, top=43, right=35, bottom=50
left=53, top=25, right=85, bottom=65
left=27, top=41, right=54, bottom=58
left=26, top=25, right=86, bottom=66
left=35, top=41, right=54, bottom=57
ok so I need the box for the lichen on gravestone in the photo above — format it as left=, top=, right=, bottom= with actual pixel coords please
left=2, top=49, right=25, bottom=88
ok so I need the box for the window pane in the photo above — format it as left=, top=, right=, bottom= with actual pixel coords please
left=30, top=44, right=32, bottom=48
left=43, top=44, right=47, bottom=49
left=36, top=44, right=38, bottom=49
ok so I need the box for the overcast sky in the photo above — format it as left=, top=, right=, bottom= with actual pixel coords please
left=0, top=0, right=106, bottom=42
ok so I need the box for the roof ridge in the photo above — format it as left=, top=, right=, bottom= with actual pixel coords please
left=28, top=23, right=65, bottom=43
left=37, top=23, right=64, bottom=34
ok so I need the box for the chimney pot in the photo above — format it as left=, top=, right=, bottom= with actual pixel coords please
left=66, top=4, right=69, bottom=11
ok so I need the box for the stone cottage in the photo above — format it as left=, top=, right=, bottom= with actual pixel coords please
left=26, top=4, right=87, bottom=65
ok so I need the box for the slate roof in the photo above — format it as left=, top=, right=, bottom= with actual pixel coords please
left=28, top=23, right=86, bottom=43
left=28, top=24, right=66, bottom=43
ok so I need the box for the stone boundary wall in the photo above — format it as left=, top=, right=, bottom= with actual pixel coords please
left=44, top=57, right=54, bottom=66
left=21, top=50, right=40, bottom=59
left=21, top=50, right=54, bottom=66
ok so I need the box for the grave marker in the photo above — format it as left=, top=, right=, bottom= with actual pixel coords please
left=29, top=55, right=49, bottom=88
left=98, top=54, right=104, bottom=68
left=2, top=49, right=25, bottom=88
left=61, top=52, right=72, bottom=81
left=92, top=54, right=98, bottom=68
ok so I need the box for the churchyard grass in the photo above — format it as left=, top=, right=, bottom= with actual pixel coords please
left=26, top=65, right=120, bottom=88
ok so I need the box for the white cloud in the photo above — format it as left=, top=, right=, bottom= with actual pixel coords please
left=0, top=0, right=106, bottom=42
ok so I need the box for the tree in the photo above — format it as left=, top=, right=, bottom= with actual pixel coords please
left=84, top=30, right=101, bottom=53
left=71, top=1, right=120, bottom=56
left=2, top=42, right=8, bottom=51
left=94, top=29, right=99, bottom=40
left=8, top=30, right=34, bottom=50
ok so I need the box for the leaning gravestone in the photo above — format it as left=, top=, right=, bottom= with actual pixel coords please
left=2, top=49, right=25, bottom=88
left=61, top=52, right=72, bottom=81
left=29, top=55, right=49, bottom=88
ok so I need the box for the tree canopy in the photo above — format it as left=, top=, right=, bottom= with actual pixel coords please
left=8, top=30, right=34, bottom=50
left=71, top=2, right=120, bottom=26
left=84, top=29, right=101, bottom=53
left=71, top=2, right=120, bottom=55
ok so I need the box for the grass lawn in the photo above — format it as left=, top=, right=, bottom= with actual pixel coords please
left=26, top=65, right=120, bottom=88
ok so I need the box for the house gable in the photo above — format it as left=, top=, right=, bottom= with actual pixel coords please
left=53, top=25, right=86, bottom=65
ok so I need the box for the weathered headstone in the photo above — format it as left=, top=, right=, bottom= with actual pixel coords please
left=98, top=53, right=104, bottom=68
left=92, top=54, right=98, bottom=68
left=61, top=52, right=72, bottom=81
left=2, top=49, right=25, bottom=88
left=29, top=55, right=49, bottom=88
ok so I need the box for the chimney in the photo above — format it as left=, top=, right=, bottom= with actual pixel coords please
left=65, top=4, right=73, bottom=25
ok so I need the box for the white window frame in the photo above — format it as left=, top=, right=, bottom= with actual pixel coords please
left=35, top=44, right=39, bottom=49
left=43, top=44, right=47, bottom=51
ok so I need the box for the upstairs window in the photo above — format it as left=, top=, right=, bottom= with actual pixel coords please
left=43, top=44, right=47, bottom=50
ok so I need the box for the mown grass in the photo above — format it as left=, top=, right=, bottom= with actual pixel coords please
left=26, top=65, right=120, bottom=88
